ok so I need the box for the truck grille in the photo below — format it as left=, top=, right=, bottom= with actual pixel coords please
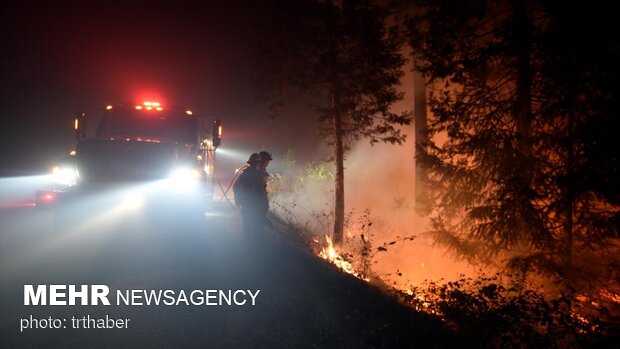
left=76, top=140, right=176, bottom=183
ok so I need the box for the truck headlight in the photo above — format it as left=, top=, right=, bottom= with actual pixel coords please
left=169, top=167, right=202, bottom=182
left=52, top=165, right=78, bottom=185
left=121, top=192, right=144, bottom=210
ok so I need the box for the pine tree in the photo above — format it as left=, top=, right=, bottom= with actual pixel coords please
left=407, top=0, right=619, bottom=290
left=256, top=0, right=411, bottom=244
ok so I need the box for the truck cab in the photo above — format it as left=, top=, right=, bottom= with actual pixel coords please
left=37, top=101, right=222, bottom=229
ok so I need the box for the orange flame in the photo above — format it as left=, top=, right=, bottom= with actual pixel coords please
left=319, top=235, right=369, bottom=282
left=316, top=234, right=439, bottom=315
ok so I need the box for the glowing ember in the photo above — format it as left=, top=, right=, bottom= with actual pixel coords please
left=405, top=289, right=435, bottom=314
left=601, top=290, right=620, bottom=303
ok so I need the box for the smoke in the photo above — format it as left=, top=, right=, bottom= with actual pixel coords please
left=269, top=127, right=478, bottom=290
left=344, top=133, right=478, bottom=288
left=267, top=58, right=479, bottom=291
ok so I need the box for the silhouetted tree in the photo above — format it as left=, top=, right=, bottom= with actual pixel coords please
left=256, top=0, right=411, bottom=244
left=407, top=0, right=619, bottom=292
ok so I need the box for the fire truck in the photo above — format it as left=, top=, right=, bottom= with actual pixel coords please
left=36, top=101, right=222, bottom=230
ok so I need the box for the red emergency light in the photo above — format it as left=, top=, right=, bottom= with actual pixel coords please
left=136, top=101, right=163, bottom=111
left=36, top=191, right=57, bottom=206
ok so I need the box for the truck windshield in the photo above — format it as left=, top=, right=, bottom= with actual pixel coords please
left=96, top=109, right=197, bottom=144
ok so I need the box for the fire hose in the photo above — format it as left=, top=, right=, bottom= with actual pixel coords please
left=212, top=163, right=248, bottom=208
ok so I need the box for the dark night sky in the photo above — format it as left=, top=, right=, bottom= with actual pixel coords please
left=1, top=1, right=323, bottom=175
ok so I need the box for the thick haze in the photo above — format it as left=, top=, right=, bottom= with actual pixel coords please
left=1, top=1, right=476, bottom=286
left=0, top=1, right=323, bottom=177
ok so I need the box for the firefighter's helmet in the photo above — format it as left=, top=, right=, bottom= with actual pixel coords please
left=259, top=151, right=273, bottom=162
left=247, top=153, right=261, bottom=165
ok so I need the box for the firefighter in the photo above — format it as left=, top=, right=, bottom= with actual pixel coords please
left=234, top=153, right=268, bottom=241
left=258, top=151, right=273, bottom=206
left=258, top=151, right=273, bottom=230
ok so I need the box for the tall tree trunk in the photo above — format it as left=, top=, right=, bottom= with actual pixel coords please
left=329, top=0, right=344, bottom=244
left=512, top=0, right=534, bottom=245
left=563, top=68, right=577, bottom=279
left=563, top=108, right=575, bottom=276
left=512, top=0, right=533, bottom=142
left=413, top=69, right=429, bottom=213
left=333, top=98, right=345, bottom=244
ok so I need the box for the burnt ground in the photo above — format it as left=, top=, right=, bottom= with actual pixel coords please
left=0, top=202, right=455, bottom=348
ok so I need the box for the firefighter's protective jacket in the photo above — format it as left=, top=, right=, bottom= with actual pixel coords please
left=234, top=166, right=268, bottom=212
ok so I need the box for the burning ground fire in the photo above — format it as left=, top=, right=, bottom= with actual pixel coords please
left=315, top=234, right=436, bottom=314
left=313, top=234, right=620, bottom=326
left=317, top=235, right=370, bottom=282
